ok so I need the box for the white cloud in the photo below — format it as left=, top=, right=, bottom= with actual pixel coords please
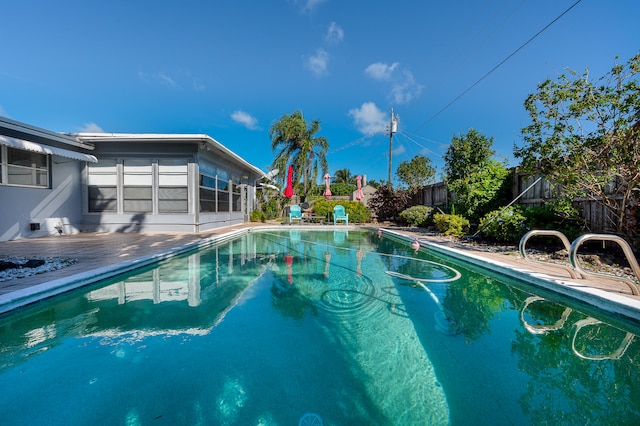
left=348, top=102, right=387, bottom=137
left=365, top=62, right=423, bottom=104
left=294, top=0, right=327, bottom=13
left=390, top=69, right=424, bottom=104
left=231, top=110, right=260, bottom=130
left=79, top=122, right=104, bottom=133
left=156, top=72, right=178, bottom=88
left=392, top=144, right=406, bottom=156
left=138, top=71, right=180, bottom=89
left=305, top=48, right=329, bottom=77
left=365, top=62, right=399, bottom=81
left=325, top=22, right=344, bottom=43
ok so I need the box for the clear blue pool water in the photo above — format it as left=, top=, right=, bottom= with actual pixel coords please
left=0, top=229, right=639, bottom=425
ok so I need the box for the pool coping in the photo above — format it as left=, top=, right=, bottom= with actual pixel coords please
left=1, top=224, right=639, bottom=323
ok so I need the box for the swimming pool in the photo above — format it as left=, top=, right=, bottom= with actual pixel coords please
left=0, top=229, right=638, bottom=425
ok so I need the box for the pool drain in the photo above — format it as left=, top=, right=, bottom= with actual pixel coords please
left=299, top=412, right=323, bottom=426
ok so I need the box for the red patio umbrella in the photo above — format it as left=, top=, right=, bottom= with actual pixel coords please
left=323, top=173, right=332, bottom=199
left=355, top=175, right=364, bottom=201
left=284, top=165, right=294, bottom=198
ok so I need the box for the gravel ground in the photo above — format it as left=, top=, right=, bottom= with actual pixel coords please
left=0, top=257, right=77, bottom=282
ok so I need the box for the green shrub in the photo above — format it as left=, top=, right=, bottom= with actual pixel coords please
left=433, top=213, right=469, bottom=237
left=399, top=205, right=434, bottom=227
left=311, top=199, right=371, bottom=223
left=479, top=206, right=528, bottom=242
left=260, top=197, right=282, bottom=220
left=250, top=210, right=266, bottom=222
left=520, top=204, right=584, bottom=241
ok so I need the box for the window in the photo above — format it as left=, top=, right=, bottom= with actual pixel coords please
left=87, top=159, right=118, bottom=212
left=4, top=148, right=48, bottom=187
left=123, top=160, right=152, bottom=212
left=217, top=170, right=229, bottom=212
left=158, top=159, right=188, bottom=213
left=232, top=176, right=242, bottom=212
left=199, top=164, right=217, bottom=213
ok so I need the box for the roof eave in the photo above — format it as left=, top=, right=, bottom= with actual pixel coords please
left=0, top=116, right=94, bottom=150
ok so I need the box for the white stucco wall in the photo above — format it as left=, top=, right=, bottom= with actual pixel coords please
left=0, top=158, right=84, bottom=241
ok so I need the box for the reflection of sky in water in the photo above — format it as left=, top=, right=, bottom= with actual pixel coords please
left=0, top=230, right=639, bottom=425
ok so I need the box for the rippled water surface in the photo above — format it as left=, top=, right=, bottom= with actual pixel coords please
left=1, top=230, right=639, bottom=425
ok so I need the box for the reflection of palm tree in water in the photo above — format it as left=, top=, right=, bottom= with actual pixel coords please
left=356, top=248, right=364, bottom=276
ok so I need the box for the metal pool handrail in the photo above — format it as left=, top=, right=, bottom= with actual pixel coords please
left=569, top=233, right=640, bottom=296
left=519, top=230, right=585, bottom=279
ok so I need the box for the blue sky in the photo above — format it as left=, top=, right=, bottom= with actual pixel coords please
left=2, top=0, right=638, bottom=185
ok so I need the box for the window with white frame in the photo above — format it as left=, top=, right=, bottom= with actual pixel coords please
left=158, top=159, right=188, bottom=213
left=87, top=159, right=118, bottom=212
left=123, top=159, right=153, bottom=212
left=1, top=147, right=49, bottom=188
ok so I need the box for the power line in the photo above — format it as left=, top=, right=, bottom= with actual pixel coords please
left=413, top=0, right=582, bottom=133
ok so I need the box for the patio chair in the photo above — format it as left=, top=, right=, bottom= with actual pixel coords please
left=333, top=205, right=349, bottom=225
left=289, top=205, right=303, bottom=223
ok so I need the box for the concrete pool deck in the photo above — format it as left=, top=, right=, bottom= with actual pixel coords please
left=1, top=223, right=639, bottom=320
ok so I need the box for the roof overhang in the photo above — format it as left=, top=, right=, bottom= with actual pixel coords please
left=0, top=116, right=94, bottom=150
left=0, top=135, right=98, bottom=163
left=73, top=133, right=265, bottom=177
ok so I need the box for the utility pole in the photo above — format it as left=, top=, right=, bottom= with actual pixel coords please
left=387, top=108, right=398, bottom=187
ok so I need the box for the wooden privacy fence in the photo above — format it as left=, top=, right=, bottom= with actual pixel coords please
left=419, top=168, right=631, bottom=234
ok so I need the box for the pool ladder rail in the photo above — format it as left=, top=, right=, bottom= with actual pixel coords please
left=519, top=230, right=640, bottom=296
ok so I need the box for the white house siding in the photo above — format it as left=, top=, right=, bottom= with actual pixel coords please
left=0, top=158, right=84, bottom=241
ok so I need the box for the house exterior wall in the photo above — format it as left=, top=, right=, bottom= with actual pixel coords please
left=0, top=158, right=84, bottom=241
left=81, top=139, right=262, bottom=234
left=0, top=120, right=264, bottom=240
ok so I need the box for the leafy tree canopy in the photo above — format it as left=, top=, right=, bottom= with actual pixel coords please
left=333, top=168, right=352, bottom=185
left=515, top=53, right=640, bottom=241
left=448, top=159, right=511, bottom=222
left=443, top=128, right=495, bottom=181
left=442, top=129, right=508, bottom=222
left=270, top=110, right=329, bottom=199
left=396, top=154, right=436, bottom=190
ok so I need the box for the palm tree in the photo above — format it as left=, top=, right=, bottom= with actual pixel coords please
left=334, top=168, right=352, bottom=185
left=270, top=110, right=329, bottom=199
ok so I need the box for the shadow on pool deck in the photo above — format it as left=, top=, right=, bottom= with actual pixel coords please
left=1, top=223, right=639, bottom=316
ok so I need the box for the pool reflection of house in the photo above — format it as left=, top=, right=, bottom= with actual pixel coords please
left=82, top=239, right=263, bottom=334
left=0, top=116, right=265, bottom=242
left=3, top=238, right=266, bottom=355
